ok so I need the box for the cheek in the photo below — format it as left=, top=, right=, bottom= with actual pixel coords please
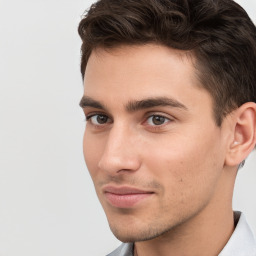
left=143, top=130, right=223, bottom=195
left=83, top=131, right=103, bottom=177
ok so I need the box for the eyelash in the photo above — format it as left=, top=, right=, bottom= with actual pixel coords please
left=85, top=113, right=173, bottom=130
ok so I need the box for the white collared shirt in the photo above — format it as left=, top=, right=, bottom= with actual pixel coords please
left=219, top=212, right=256, bottom=255
left=107, top=212, right=256, bottom=256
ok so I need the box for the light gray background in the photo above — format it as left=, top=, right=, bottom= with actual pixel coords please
left=0, top=0, right=255, bottom=255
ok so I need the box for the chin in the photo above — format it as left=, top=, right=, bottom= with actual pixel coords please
left=108, top=220, right=175, bottom=243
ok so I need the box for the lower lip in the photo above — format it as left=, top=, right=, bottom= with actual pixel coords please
left=105, top=192, right=153, bottom=208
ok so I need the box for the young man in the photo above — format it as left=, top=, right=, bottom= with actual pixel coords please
left=78, top=0, right=256, bottom=255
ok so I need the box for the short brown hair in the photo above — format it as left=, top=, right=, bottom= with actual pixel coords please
left=78, top=0, right=256, bottom=125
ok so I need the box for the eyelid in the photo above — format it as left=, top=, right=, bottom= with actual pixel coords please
left=144, top=112, right=174, bottom=121
left=84, top=110, right=111, bottom=120
left=86, top=113, right=110, bottom=120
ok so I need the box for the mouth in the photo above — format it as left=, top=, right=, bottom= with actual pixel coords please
left=103, top=185, right=154, bottom=208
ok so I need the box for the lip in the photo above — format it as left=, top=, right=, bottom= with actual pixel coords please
left=103, top=185, right=154, bottom=208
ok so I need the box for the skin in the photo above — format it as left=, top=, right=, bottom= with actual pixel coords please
left=81, top=44, right=253, bottom=256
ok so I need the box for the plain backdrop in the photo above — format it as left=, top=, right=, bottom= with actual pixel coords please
left=0, top=0, right=255, bottom=255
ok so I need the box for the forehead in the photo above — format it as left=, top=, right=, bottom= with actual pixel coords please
left=86, top=44, right=196, bottom=80
left=83, top=44, right=212, bottom=114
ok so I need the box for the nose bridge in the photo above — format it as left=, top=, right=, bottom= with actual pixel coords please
left=98, top=122, right=140, bottom=173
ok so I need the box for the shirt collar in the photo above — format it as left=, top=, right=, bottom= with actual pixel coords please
left=219, top=211, right=256, bottom=255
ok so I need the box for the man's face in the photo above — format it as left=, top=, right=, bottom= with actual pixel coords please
left=81, top=44, right=228, bottom=242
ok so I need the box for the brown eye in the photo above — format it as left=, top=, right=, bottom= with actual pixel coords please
left=87, top=114, right=110, bottom=125
left=96, top=115, right=108, bottom=124
left=147, top=115, right=169, bottom=126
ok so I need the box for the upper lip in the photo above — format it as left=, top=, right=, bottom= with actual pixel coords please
left=103, top=185, right=154, bottom=195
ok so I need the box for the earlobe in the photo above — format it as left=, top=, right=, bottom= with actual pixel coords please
left=225, top=102, right=256, bottom=167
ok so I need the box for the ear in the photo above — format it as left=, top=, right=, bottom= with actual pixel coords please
left=225, top=102, right=256, bottom=167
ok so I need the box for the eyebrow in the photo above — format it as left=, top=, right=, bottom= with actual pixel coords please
left=79, top=96, right=106, bottom=110
left=126, top=97, right=188, bottom=112
left=79, top=96, right=188, bottom=112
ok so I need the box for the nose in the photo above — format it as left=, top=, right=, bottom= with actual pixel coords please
left=98, top=124, right=141, bottom=175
